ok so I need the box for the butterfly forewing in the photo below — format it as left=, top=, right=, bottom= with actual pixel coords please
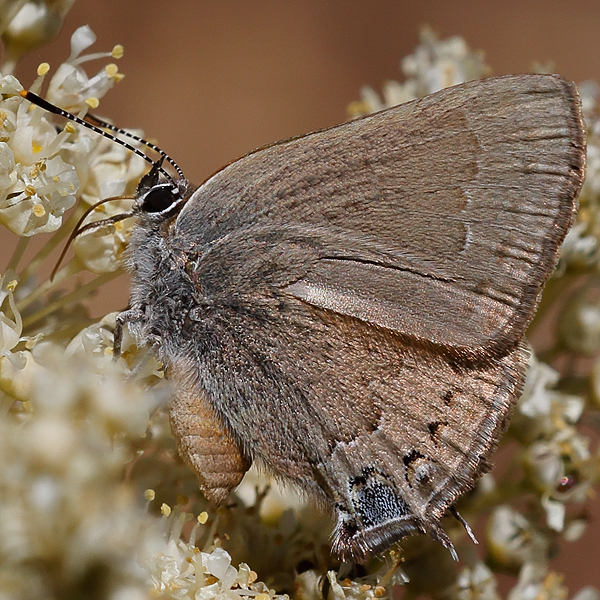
left=174, top=74, right=584, bottom=359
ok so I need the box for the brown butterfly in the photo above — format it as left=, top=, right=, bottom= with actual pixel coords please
left=23, top=73, right=586, bottom=561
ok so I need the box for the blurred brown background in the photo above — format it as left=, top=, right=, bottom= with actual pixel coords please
left=6, top=0, right=600, bottom=592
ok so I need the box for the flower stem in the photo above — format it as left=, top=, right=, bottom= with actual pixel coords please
left=16, top=259, right=83, bottom=313
left=21, top=270, right=122, bottom=330
left=18, top=206, right=86, bottom=283
left=6, top=236, right=29, bottom=273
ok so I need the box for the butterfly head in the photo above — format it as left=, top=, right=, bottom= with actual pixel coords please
left=134, top=158, right=193, bottom=220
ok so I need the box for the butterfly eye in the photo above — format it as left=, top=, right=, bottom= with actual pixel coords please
left=141, top=183, right=180, bottom=213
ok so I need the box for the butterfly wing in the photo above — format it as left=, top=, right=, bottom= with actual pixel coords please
left=174, top=74, right=584, bottom=359
left=165, top=74, right=584, bottom=560
left=167, top=289, right=528, bottom=560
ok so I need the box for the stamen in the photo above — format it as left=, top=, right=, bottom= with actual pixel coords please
left=85, top=97, right=99, bottom=109
left=105, top=64, right=119, bottom=78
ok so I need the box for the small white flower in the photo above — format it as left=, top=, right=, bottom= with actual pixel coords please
left=559, top=222, right=599, bottom=270
left=401, top=29, right=487, bottom=95
left=541, top=495, right=565, bottom=531
left=486, top=507, right=547, bottom=569
left=456, top=561, right=500, bottom=600
left=0, top=0, right=75, bottom=73
left=0, top=149, right=78, bottom=236
left=559, top=287, right=600, bottom=355
left=0, top=25, right=141, bottom=257
left=350, top=27, right=489, bottom=116
left=0, top=272, right=26, bottom=363
left=514, top=354, right=585, bottom=441
left=523, top=441, right=563, bottom=491
left=72, top=216, right=133, bottom=274
left=518, top=356, right=560, bottom=419
left=204, top=547, right=238, bottom=589
left=507, top=564, right=567, bottom=600
left=572, top=587, right=600, bottom=600
left=46, top=25, right=124, bottom=112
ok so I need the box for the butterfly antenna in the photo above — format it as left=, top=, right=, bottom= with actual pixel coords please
left=50, top=196, right=135, bottom=281
left=18, top=90, right=182, bottom=181
left=84, top=113, right=184, bottom=180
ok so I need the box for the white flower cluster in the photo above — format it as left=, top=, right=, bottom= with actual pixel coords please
left=0, top=23, right=145, bottom=275
left=0, top=270, right=36, bottom=403
left=348, top=26, right=489, bottom=117
left=0, top=336, right=162, bottom=598
left=345, top=27, right=600, bottom=600
left=473, top=353, right=595, bottom=597
left=146, top=522, right=288, bottom=600
left=561, top=81, right=600, bottom=270
left=0, top=72, right=79, bottom=237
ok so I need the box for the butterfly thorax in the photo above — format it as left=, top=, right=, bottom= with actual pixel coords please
left=123, top=209, right=199, bottom=360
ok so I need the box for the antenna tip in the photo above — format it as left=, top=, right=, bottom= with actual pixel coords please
left=19, top=90, right=28, bottom=98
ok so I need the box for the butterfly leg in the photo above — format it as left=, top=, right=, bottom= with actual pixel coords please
left=113, top=307, right=145, bottom=357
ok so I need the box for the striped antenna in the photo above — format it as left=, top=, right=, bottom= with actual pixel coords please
left=84, top=112, right=185, bottom=180
left=17, top=90, right=180, bottom=279
left=18, top=90, right=184, bottom=181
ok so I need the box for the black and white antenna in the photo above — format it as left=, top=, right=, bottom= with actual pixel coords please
left=19, top=90, right=182, bottom=279
left=19, top=89, right=184, bottom=181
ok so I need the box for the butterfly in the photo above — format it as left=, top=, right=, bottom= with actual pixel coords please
left=22, top=73, right=586, bottom=561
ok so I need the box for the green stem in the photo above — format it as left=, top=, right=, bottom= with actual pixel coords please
left=16, top=259, right=83, bottom=313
